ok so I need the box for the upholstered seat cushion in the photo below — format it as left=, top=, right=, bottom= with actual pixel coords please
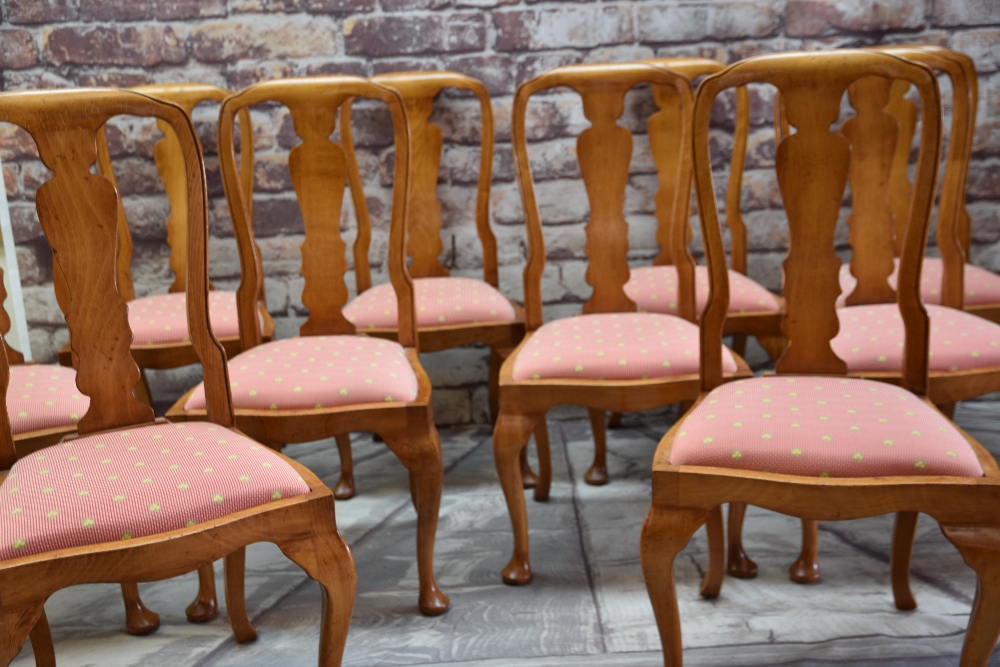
left=511, top=312, right=739, bottom=381
left=184, top=335, right=419, bottom=411
left=8, top=365, right=89, bottom=435
left=129, top=291, right=261, bottom=346
left=624, top=265, right=781, bottom=315
left=0, top=421, right=310, bottom=561
left=833, top=304, right=1000, bottom=373
left=670, top=377, right=983, bottom=478
left=343, top=276, right=518, bottom=330
left=838, top=258, right=1000, bottom=307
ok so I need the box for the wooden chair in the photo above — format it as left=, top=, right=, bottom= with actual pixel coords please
left=642, top=49, right=1000, bottom=667
left=57, top=83, right=275, bottom=405
left=0, top=87, right=355, bottom=667
left=165, top=75, right=450, bottom=616
left=730, top=44, right=1000, bottom=585
left=495, top=62, right=753, bottom=585
left=50, top=83, right=275, bottom=634
left=838, top=46, right=1000, bottom=322
left=333, top=71, right=531, bottom=500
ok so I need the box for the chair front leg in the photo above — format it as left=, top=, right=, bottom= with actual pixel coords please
left=225, top=547, right=258, bottom=643
left=279, top=502, right=357, bottom=667
left=383, top=422, right=450, bottom=616
left=0, top=600, right=46, bottom=666
left=28, top=609, right=55, bottom=667
left=640, top=504, right=711, bottom=667
left=940, top=524, right=1000, bottom=666
left=494, top=409, right=544, bottom=584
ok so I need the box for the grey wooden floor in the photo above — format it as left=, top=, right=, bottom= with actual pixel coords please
left=11, top=401, right=1000, bottom=666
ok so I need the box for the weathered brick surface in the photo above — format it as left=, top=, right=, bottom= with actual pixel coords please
left=44, top=25, right=187, bottom=66
left=786, top=0, right=926, bottom=36
left=0, top=0, right=998, bottom=424
left=0, top=29, right=37, bottom=69
left=344, top=13, right=485, bottom=56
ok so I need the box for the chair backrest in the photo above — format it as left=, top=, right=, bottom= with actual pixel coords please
left=0, top=88, right=234, bottom=449
left=694, top=50, right=941, bottom=394
left=216, top=76, right=416, bottom=350
left=512, top=62, right=699, bottom=330
left=873, top=45, right=976, bottom=309
left=346, top=71, right=497, bottom=290
left=92, top=83, right=256, bottom=301
left=774, top=46, right=974, bottom=310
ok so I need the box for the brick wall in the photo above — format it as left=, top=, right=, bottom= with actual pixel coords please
left=1, top=0, right=998, bottom=424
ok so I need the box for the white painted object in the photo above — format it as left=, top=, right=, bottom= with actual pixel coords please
left=0, top=156, right=31, bottom=361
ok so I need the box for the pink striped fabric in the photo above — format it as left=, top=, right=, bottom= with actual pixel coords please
left=838, top=258, right=1000, bottom=307
left=833, top=304, right=1000, bottom=373
left=0, top=421, right=310, bottom=561
left=129, top=291, right=262, bottom=345
left=184, top=335, right=419, bottom=411
left=671, top=376, right=983, bottom=478
left=8, top=365, right=88, bottom=435
left=343, top=277, right=517, bottom=329
left=511, top=312, right=738, bottom=381
left=625, top=266, right=780, bottom=315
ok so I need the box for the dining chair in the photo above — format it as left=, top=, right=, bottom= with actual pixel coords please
left=335, top=71, right=536, bottom=499
left=642, top=49, right=1000, bottom=667
left=56, top=84, right=274, bottom=406
left=0, top=87, right=355, bottom=667
left=165, top=75, right=450, bottom=616
left=730, top=44, right=1000, bottom=586
left=495, top=62, right=753, bottom=585
left=48, top=82, right=276, bottom=634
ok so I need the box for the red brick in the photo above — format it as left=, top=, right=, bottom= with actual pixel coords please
left=344, top=13, right=485, bottom=56
left=373, top=58, right=440, bottom=76
left=254, top=156, right=295, bottom=193
left=122, top=198, right=170, bottom=241
left=494, top=6, right=633, bottom=51
left=0, top=125, right=39, bottom=161
left=304, top=60, right=369, bottom=77
left=636, top=2, right=780, bottom=44
left=44, top=25, right=186, bottom=66
left=967, top=162, right=1000, bottom=199
left=516, top=52, right=582, bottom=85
left=2, top=70, right=73, bottom=90
left=191, top=17, right=339, bottom=62
left=79, top=0, right=226, bottom=20
left=953, top=29, right=1000, bottom=73
left=445, top=54, right=515, bottom=96
left=304, top=0, right=375, bottom=13
left=9, top=203, right=44, bottom=243
left=786, top=0, right=925, bottom=36
left=2, top=164, right=19, bottom=199
left=76, top=72, right=151, bottom=88
left=225, top=62, right=295, bottom=90
left=230, top=0, right=302, bottom=12
left=16, top=244, right=49, bottom=286
left=381, top=0, right=449, bottom=9
left=0, top=30, right=38, bottom=69
left=5, top=0, right=77, bottom=24
left=974, top=119, right=1000, bottom=157
left=252, top=197, right=306, bottom=237
left=933, top=0, right=1000, bottom=27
